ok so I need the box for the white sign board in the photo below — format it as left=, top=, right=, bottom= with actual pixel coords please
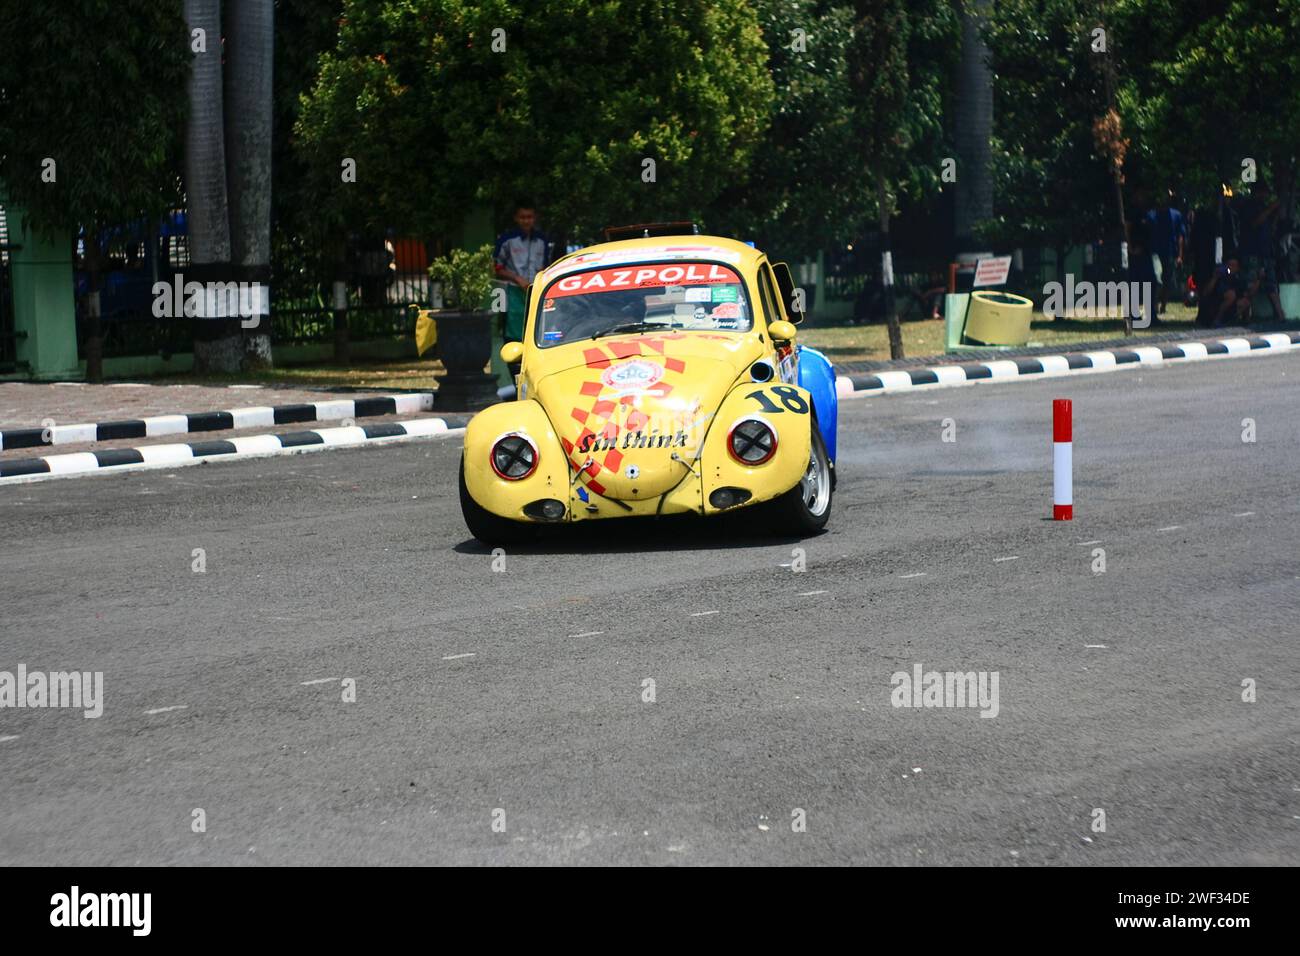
left=972, top=256, right=1013, bottom=288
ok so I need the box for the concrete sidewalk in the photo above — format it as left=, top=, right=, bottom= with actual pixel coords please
left=0, top=382, right=418, bottom=430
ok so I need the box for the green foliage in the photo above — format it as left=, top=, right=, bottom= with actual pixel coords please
left=705, top=0, right=866, bottom=256
left=428, top=243, right=495, bottom=310
left=273, top=0, right=351, bottom=278
left=979, top=0, right=1116, bottom=248
left=295, top=0, right=774, bottom=240
left=848, top=0, right=959, bottom=209
left=1115, top=0, right=1300, bottom=198
left=0, top=1, right=190, bottom=239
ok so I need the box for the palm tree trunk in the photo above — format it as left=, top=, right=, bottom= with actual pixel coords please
left=954, top=0, right=993, bottom=249
left=225, top=0, right=274, bottom=369
left=183, top=0, right=239, bottom=373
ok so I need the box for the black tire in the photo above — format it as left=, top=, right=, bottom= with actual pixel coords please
left=764, top=426, right=833, bottom=535
left=459, top=455, right=535, bottom=545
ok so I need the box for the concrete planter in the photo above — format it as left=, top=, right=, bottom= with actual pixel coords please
left=431, top=310, right=498, bottom=411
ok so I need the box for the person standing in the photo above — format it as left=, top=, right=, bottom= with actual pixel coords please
left=1145, top=189, right=1186, bottom=315
left=493, top=199, right=550, bottom=343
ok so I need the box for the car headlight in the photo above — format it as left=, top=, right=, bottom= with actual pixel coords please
left=490, top=433, right=538, bottom=480
left=728, top=418, right=777, bottom=465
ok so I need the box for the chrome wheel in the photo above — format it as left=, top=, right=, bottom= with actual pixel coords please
left=801, top=433, right=831, bottom=517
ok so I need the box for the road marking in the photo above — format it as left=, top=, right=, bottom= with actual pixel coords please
left=1077, top=540, right=1101, bottom=546
left=1157, top=526, right=1181, bottom=532
left=690, top=610, right=719, bottom=617
left=798, top=590, right=828, bottom=596
left=1085, top=644, right=1108, bottom=649
left=0, top=735, right=18, bottom=743
left=442, top=653, right=476, bottom=661
left=571, top=631, right=603, bottom=638
left=144, top=705, right=188, bottom=715
left=993, top=556, right=1020, bottom=563
left=300, top=677, right=339, bottom=686
left=1233, top=512, right=1255, bottom=517
left=900, top=572, right=927, bottom=579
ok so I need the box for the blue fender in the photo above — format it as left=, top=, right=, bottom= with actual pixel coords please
left=797, top=344, right=838, bottom=463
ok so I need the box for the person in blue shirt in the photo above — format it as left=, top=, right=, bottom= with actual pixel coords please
left=493, top=199, right=551, bottom=342
left=1145, top=189, right=1186, bottom=316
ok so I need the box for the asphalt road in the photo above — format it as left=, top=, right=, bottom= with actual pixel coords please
left=2, top=354, right=1297, bottom=865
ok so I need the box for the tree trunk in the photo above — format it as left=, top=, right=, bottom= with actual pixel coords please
left=83, top=289, right=103, bottom=384
left=183, top=0, right=239, bottom=373
left=82, top=238, right=105, bottom=382
left=225, top=0, right=275, bottom=369
left=953, top=0, right=994, bottom=250
left=332, top=279, right=350, bottom=363
left=877, top=173, right=904, bottom=359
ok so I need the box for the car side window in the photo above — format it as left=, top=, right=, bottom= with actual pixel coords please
left=757, top=264, right=784, bottom=325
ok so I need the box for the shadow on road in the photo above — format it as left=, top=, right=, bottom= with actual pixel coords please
left=452, top=512, right=826, bottom=555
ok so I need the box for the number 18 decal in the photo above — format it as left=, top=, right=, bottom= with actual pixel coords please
left=747, top=386, right=808, bottom=415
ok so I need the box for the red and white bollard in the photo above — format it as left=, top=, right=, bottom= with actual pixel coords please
left=1053, top=398, right=1072, bottom=520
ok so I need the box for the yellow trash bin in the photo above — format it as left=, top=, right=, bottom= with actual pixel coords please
left=964, top=291, right=1034, bottom=346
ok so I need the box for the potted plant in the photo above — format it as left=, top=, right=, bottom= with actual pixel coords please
left=424, top=244, right=499, bottom=410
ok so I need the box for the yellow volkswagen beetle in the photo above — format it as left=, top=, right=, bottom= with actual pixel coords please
left=459, top=228, right=840, bottom=544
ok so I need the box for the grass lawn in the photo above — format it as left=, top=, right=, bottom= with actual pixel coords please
left=800, top=304, right=1200, bottom=364
left=142, top=305, right=1206, bottom=389
left=147, top=359, right=447, bottom=392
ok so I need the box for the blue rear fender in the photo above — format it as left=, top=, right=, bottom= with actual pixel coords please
left=797, top=344, right=838, bottom=464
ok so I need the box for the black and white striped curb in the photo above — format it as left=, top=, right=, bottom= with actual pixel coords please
left=834, top=330, right=1300, bottom=397
left=0, top=416, right=470, bottom=483
left=0, top=392, right=434, bottom=451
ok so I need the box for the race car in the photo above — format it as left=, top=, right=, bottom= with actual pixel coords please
left=459, top=229, right=838, bottom=544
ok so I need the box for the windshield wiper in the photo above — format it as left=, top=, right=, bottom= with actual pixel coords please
left=592, top=321, right=670, bottom=339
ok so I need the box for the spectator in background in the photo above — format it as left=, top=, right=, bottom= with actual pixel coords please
left=1145, top=188, right=1186, bottom=315
left=1202, top=256, right=1248, bottom=327
left=494, top=199, right=551, bottom=343
left=1127, top=223, right=1159, bottom=328
left=1235, top=184, right=1287, bottom=321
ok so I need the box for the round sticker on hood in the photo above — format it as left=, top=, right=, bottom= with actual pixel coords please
left=601, top=359, right=665, bottom=391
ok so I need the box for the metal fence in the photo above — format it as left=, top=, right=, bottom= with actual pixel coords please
left=77, top=300, right=416, bottom=359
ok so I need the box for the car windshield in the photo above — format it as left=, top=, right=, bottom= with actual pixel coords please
left=535, top=261, right=752, bottom=347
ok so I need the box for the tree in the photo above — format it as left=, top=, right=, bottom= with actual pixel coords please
left=183, top=0, right=276, bottom=373
left=0, top=1, right=189, bottom=381
left=225, top=0, right=276, bottom=367
left=295, top=0, right=774, bottom=242
left=953, top=0, right=994, bottom=249
left=1115, top=0, right=1300, bottom=200
left=183, top=0, right=235, bottom=371
left=848, top=0, right=958, bottom=358
left=705, top=0, right=868, bottom=258
left=271, top=0, right=348, bottom=292
left=980, top=0, right=1118, bottom=278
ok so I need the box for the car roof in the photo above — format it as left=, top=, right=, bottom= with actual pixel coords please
left=538, top=234, right=764, bottom=284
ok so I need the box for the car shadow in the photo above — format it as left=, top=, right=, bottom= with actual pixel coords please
left=451, top=512, right=826, bottom=555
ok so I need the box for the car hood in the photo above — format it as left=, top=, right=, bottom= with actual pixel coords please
left=533, top=331, right=762, bottom=500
